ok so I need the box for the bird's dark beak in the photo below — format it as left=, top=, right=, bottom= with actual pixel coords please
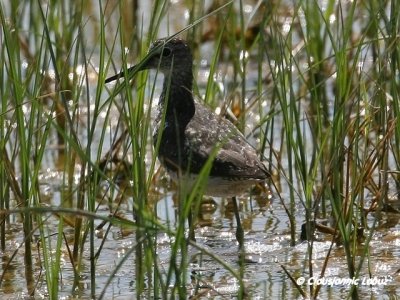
left=104, top=59, right=147, bottom=84
left=105, top=66, right=135, bottom=83
left=105, top=45, right=163, bottom=84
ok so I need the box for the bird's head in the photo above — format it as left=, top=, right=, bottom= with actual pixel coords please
left=105, top=37, right=192, bottom=83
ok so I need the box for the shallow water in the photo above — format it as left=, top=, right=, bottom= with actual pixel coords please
left=2, top=189, right=400, bottom=299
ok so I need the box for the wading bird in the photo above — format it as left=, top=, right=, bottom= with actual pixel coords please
left=105, top=37, right=269, bottom=248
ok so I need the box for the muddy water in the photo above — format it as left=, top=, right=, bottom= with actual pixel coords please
left=2, top=186, right=400, bottom=299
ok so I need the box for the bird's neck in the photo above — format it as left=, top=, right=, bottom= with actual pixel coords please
left=160, top=71, right=195, bottom=126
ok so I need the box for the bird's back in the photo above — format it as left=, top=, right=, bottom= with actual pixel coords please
left=185, top=102, right=269, bottom=179
left=154, top=101, right=269, bottom=183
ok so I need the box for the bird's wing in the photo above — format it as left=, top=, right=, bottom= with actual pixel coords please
left=184, top=103, right=269, bottom=179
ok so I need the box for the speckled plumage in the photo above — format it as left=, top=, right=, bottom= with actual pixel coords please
left=108, top=37, right=269, bottom=197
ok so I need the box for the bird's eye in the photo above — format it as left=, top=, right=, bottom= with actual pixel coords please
left=162, top=48, right=172, bottom=57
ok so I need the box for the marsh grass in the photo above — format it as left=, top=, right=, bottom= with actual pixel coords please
left=1, top=0, right=400, bottom=299
left=266, top=0, right=400, bottom=298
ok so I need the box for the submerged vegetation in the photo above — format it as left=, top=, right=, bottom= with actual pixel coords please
left=1, top=0, right=399, bottom=299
